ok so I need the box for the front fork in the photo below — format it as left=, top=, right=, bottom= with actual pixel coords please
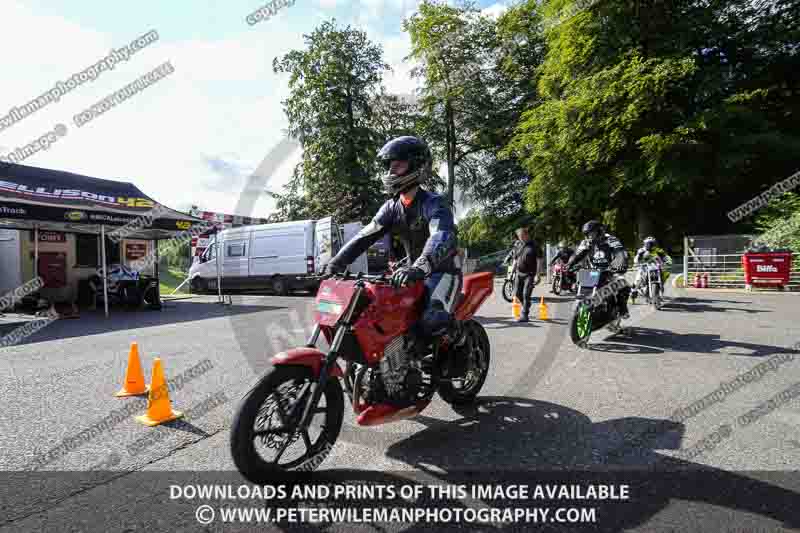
left=296, top=323, right=342, bottom=432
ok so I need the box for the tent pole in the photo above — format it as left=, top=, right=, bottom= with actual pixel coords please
left=216, top=230, right=222, bottom=303
left=34, top=225, right=39, bottom=283
left=101, top=225, right=109, bottom=318
left=153, top=239, right=161, bottom=309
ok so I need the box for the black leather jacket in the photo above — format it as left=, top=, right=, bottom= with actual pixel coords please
left=566, top=234, right=628, bottom=273
left=330, top=188, right=459, bottom=275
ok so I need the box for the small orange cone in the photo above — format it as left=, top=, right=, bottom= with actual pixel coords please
left=512, top=297, right=522, bottom=319
left=135, top=358, right=183, bottom=426
left=115, top=342, right=150, bottom=397
left=538, top=296, right=549, bottom=321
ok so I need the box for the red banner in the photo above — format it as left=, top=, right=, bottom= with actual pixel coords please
left=126, top=243, right=148, bottom=260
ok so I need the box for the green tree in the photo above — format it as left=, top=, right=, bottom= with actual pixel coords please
left=404, top=0, right=501, bottom=208
left=754, top=192, right=800, bottom=251
left=271, top=20, right=390, bottom=223
left=502, top=0, right=800, bottom=249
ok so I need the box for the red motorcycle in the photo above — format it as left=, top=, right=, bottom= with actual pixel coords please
left=230, top=268, right=494, bottom=483
left=550, top=260, right=577, bottom=295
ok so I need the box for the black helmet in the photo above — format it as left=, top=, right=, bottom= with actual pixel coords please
left=643, top=236, right=657, bottom=251
left=582, top=220, right=604, bottom=242
left=377, top=136, right=432, bottom=196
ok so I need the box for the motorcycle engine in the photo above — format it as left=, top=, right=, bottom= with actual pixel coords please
left=378, top=335, right=422, bottom=401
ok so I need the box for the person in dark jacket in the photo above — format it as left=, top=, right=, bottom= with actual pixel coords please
left=323, top=136, right=461, bottom=406
left=512, top=227, right=539, bottom=322
left=565, top=220, right=631, bottom=319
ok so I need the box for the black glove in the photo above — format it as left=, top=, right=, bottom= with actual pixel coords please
left=322, top=262, right=345, bottom=277
left=390, top=266, right=426, bottom=288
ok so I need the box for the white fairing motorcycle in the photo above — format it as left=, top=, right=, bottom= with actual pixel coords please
left=631, top=258, right=664, bottom=310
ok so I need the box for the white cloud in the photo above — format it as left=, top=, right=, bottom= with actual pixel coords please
left=481, top=2, right=509, bottom=20
left=0, top=0, right=430, bottom=219
left=0, top=0, right=309, bottom=219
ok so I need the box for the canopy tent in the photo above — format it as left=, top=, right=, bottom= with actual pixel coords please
left=0, top=161, right=206, bottom=317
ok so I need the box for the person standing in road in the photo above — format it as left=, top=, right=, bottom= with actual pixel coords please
left=512, top=227, right=539, bottom=322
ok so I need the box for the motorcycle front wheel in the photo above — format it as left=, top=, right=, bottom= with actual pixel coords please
left=652, top=284, right=662, bottom=310
left=551, top=274, right=562, bottom=295
left=570, top=302, right=593, bottom=347
left=121, top=284, right=142, bottom=309
left=230, top=365, right=343, bottom=484
left=502, top=279, right=514, bottom=302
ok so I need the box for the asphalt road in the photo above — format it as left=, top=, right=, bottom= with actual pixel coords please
left=1, top=279, right=799, bottom=532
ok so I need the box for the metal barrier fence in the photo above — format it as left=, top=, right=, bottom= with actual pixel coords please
left=684, top=252, right=800, bottom=290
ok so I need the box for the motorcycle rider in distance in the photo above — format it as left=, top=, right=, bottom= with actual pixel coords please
left=504, top=233, right=524, bottom=267
left=549, top=241, right=575, bottom=268
left=632, top=236, right=673, bottom=299
left=565, top=220, right=631, bottom=319
left=323, top=136, right=462, bottom=407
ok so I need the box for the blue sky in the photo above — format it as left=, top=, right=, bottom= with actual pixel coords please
left=0, top=0, right=508, bottom=220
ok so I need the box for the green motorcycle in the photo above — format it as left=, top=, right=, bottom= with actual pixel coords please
left=569, top=267, right=629, bottom=348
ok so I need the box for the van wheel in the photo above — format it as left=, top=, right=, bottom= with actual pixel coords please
left=191, top=277, right=207, bottom=294
left=273, top=276, right=289, bottom=296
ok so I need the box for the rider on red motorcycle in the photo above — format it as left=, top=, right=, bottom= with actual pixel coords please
left=549, top=242, right=575, bottom=267
left=323, top=136, right=462, bottom=407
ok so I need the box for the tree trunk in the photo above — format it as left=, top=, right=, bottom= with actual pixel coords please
left=445, top=99, right=456, bottom=208
left=636, top=203, right=654, bottom=242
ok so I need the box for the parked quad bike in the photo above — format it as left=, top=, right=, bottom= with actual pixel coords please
left=631, top=260, right=664, bottom=310
left=501, top=264, right=516, bottom=302
left=569, top=267, right=630, bottom=348
left=550, top=261, right=577, bottom=295
left=230, top=268, right=494, bottom=484
left=89, top=264, right=159, bottom=310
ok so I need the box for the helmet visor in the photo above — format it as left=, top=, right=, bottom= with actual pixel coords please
left=584, top=228, right=602, bottom=240
left=387, top=160, right=409, bottom=176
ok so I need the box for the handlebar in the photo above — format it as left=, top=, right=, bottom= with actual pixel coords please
left=321, top=270, right=394, bottom=284
left=571, top=266, right=626, bottom=275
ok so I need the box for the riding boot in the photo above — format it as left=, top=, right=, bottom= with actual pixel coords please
left=618, top=293, right=630, bottom=319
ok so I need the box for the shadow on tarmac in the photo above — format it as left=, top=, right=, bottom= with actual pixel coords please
left=593, top=327, right=793, bottom=358
left=298, top=396, right=800, bottom=532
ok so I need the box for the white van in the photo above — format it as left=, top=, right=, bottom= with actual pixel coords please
left=188, top=217, right=367, bottom=295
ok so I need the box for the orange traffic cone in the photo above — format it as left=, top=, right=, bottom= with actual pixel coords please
left=512, top=297, right=522, bottom=319
left=538, top=296, right=549, bottom=320
left=115, top=342, right=150, bottom=397
left=135, top=358, right=183, bottom=426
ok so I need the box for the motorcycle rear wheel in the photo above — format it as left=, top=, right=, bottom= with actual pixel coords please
left=570, top=303, right=592, bottom=347
left=438, top=320, right=491, bottom=406
left=230, top=365, right=343, bottom=484
left=502, top=279, right=514, bottom=303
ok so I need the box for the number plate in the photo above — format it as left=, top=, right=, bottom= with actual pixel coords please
left=578, top=269, right=601, bottom=287
left=317, top=300, right=343, bottom=315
